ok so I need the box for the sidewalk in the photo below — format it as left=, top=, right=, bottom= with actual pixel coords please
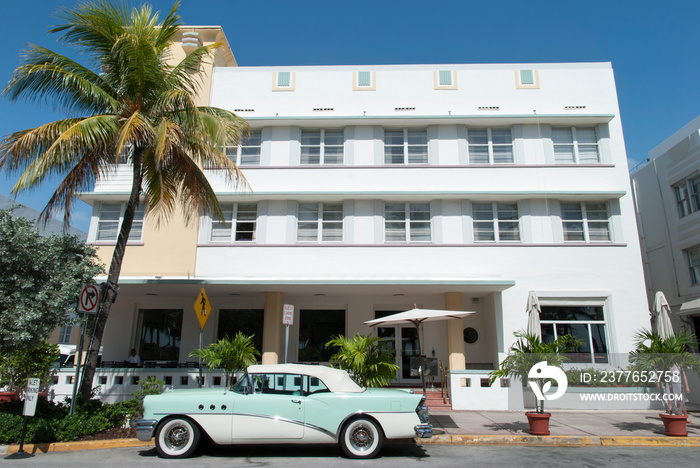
left=425, top=408, right=700, bottom=446
left=3, top=409, right=699, bottom=455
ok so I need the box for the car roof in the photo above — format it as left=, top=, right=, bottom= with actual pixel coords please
left=247, top=364, right=365, bottom=393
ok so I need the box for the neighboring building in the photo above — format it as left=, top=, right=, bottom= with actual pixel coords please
left=631, top=116, right=700, bottom=401
left=66, top=27, right=650, bottom=408
left=0, top=194, right=86, bottom=238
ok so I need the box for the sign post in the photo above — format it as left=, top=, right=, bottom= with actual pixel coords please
left=193, top=287, right=212, bottom=388
left=70, top=284, right=99, bottom=417
left=7, top=378, right=40, bottom=459
left=282, top=304, right=294, bottom=363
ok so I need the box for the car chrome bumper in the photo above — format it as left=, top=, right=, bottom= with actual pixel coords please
left=132, top=419, right=157, bottom=441
left=414, top=424, right=433, bottom=438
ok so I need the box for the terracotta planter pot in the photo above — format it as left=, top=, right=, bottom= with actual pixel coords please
left=0, top=391, right=20, bottom=403
left=660, top=413, right=688, bottom=437
left=526, top=411, right=551, bottom=435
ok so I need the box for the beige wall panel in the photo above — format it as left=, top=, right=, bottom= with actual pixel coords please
left=95, top=209, right=198, bottom=277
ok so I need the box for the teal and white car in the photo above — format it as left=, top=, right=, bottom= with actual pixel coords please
left=134, top=363, right=432, bottom=459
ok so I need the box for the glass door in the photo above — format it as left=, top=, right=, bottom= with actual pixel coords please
left=375, top=311, right=420, bottom=384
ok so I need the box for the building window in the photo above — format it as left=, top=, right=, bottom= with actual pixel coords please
left=58, top=326, right=73, bottom=344
left=297, top=203, right=343, bottom=242
left=217, top=309, right=264, bottom=353
left=674, top=175, right=700, bottom=219
left=226, top=130, right=261, bottom=165
left=561, top=202, right=610, bottom=242
left=434, top=70, right=457, bottom=89
left=687, top=246, right=700, bottom=285
left=472, top=202, right=520, bottom=242
left=552, top=127, right=599, bottom=164
left=384, top=129, right=428, bottom=164
left=385, top=203, right=431, bottom=243
left=273, top=71, right=295, bottom=91
left=467, top=128, right=514, bottom=164
left=136, top=309, right=183, bottom=361
left=210, top=203, right=257, bottom=243
left=353, top=71, right=376, bottom=90
left=540, top=305, right=608, bottom=364
left=298, top=309, right=345, bottom=362
left=96, top=203, right=145, bottom=242
left=300, top=130, right=344, bottom=165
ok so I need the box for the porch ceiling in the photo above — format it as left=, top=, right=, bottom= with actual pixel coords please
left=103, top=276, right=515, bottom=298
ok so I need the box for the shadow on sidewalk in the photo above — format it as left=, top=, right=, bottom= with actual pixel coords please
left=612, top=420, right=665, bottom=435
left=482, top=422, right=529, bottom=434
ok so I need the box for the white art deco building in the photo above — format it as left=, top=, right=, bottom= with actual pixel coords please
left=59, top=27, right=649, bottom=409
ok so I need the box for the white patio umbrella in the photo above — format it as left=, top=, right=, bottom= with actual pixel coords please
left=526, top=291, right=542, bottom=339
left=653, top=291, right=675, bottom=339
left=365, top=308, right=475, bottom=393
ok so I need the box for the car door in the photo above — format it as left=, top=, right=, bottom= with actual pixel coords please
left=231, top=373, right=305, bottom=440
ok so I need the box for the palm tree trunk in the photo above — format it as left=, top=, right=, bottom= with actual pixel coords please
left=79, top=150, right=143, bottom=401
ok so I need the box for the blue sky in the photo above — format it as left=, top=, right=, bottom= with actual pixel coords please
left=1, top=0, right=698, bottom=232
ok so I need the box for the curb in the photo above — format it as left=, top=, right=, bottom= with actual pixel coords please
left=5, top=438, right=153, bottom=455
left=6, top=435, right=700, bottom=453
left=419, top=434, right=700, bottom=447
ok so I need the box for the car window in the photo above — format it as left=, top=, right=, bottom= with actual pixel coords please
left=308, top=376, right=330, bottom=395
left=232, top=373, right=253, bottom=394
left=251, top=373, right=304, bottom=395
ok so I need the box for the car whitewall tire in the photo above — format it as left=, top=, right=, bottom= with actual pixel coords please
left=155, top=417, right=200, bottom=458
left=340, top=418, right=383, bottom=459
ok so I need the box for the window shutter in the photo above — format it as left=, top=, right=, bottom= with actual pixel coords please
left=439, top=70, right=452, bottom=86
left=277, top=72, right=291, bottom=87
left=520, top=70, right=535, bottom=85
left=357, top=71, right=371, bottom=87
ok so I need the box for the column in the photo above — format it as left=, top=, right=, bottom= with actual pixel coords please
left=445, top=292, right=466, bottom=371
left=262, top=292, right=283, bottom=364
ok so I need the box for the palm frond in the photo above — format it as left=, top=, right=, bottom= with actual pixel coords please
left=3, top=46, right=119, bottom=114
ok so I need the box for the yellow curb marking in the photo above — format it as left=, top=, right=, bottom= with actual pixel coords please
left=417, top=435, right=700, bottom=447
left=6, top=438, right=154, bottom=454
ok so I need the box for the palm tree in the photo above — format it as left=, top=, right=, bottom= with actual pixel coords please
left=190, top=333, right=260, bottom=388
left=489, top=330, right=581, bottom=414
left=0, top=1, right=248, bottom=399
left=326, top=334, right=399, bottom=387
left=629, top=329, right=700, bottom=415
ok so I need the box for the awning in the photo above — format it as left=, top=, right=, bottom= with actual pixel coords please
left=679, top=297, right=700, bottom=316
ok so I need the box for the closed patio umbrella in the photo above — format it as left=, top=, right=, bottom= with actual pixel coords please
left=365, top=308, right=474, bottom=393
left=653, top=291, right=674, bottom=339
left=526, top=291, right=542, bottom=339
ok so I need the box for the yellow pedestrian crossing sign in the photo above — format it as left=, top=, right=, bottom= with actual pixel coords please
left=194, top=287, right=212, bottom=330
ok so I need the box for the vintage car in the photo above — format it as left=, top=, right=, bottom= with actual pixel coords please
left=134, top=363, right=432, bottom=459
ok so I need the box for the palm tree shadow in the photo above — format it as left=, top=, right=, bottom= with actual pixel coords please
left=482, top=422, right=530, bottom=433
left=612, top=420, right=664, bottom=435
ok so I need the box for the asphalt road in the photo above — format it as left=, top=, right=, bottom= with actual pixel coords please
left=2, top=443, right=699, bottom=467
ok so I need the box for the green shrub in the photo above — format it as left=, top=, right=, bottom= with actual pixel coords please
left=0, top=413, right=23, bottom=444
left=0, top=395, right=142, bottom=443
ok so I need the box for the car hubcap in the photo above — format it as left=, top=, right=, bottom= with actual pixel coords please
left=165, top=425, right=189, bottom=450
left=350, top=424, right=373, bottom=450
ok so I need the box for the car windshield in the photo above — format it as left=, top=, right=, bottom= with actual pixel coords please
left=232, top=372, right=252, bottom=394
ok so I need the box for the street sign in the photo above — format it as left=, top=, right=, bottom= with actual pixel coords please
left=283, top=304, right=294, bottom=325
left=194, top=287, right=212, bottom=330
left=77, top=284, right=99, bottom=314
left=23, top=378, right=40, bottom=417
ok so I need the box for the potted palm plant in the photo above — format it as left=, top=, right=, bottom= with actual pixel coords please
left=490, top=330, right=580, bottom=435
left=190, top=332, right=260, bottom=388
left=326, top=334, right=399, bottom=387
left=629, top=329, right=700, bottom=436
